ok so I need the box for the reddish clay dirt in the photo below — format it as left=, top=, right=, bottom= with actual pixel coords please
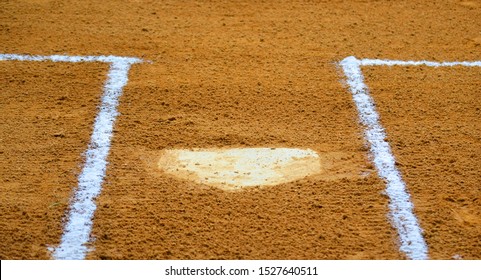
left=1, top=0, right=480, bottom=259
left=0, top=61, right=108, bottom=259
left=365, top=66, right=481, bottom=259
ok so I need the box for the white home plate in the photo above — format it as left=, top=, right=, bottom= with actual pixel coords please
left=158, top=148, right=321, bottom=190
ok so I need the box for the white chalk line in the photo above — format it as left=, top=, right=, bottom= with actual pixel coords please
left=359, top=58, right=481, bottom=68
left=340, top=56, right=481, bottom=260
left=1, top=54, right=142, bottom=260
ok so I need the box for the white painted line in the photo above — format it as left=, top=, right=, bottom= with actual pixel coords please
left=0, top=53, right=141, bottom=64
left=340, top=56, right=481, bottom=260
left=359, top=58, right=481, bottom=68
left=1, top=54, right=142, bottom=260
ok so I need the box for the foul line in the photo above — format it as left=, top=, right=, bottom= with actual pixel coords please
left=1, top=54, right=142, bottom=260
left=340, top=56, right=481, bottom=260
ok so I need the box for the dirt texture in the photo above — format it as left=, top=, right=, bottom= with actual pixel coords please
left=365, top=66, right=481, bottom=259
left=0, top=61, right=107, bottom=259
left=1, top=0, right=480, bottom=259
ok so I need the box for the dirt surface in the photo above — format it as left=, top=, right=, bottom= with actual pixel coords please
left=0, top=61, right=108, bottom=259
left=365, top=66, right=481, bottom=259
left=1, top=0, right=480, bottom=259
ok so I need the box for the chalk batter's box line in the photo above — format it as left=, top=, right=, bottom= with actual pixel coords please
left=0, top=54, right=142, bottom=260
left=340, top=56, right=481, bottom=260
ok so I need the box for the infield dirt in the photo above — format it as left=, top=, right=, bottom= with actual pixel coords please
left=1, top=0, right=480, bottom=259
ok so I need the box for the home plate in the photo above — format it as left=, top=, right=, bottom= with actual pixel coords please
left=157, top=148, right=321, bottom=190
